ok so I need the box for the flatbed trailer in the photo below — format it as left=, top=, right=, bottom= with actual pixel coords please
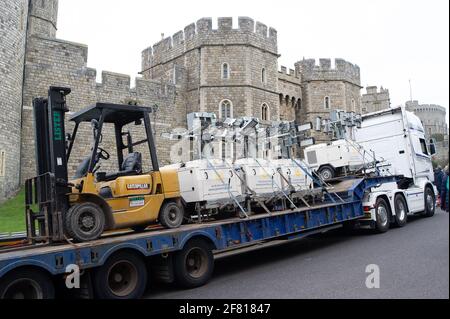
left=0, top=176, right=397, bottom=299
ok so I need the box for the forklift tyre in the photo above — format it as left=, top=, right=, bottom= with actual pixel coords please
left=159, top=201, right=184, bottom=229
left=65, top=202, right=106, bottom=242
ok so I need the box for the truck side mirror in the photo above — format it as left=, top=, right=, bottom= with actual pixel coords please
left=429, top=139, right=437, bottom=156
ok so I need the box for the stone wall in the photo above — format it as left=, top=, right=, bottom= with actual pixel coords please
left=21, top=33, right=183, bottom=182
left=295, top=58, right=362, bottom=142
left=142, top=17, right=280, bottom=121
left=361, top=86, right=390, bottom=113
left=0, top=0, right=29, bottom=201
left=277, top=66, right=302, bottom=122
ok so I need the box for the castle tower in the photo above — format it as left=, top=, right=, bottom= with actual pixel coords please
left=0, top=0, right=30, bottom=201
left=361, top=86, right=391, bottom=113
left=141, top=17, right=280, bottom=122
left=295, top=58, right=362, bottom=142
left=27, top=0, right=58, bottom=38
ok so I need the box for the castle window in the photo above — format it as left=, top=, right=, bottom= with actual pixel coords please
left=291, top=97, right=296, bottom=108
left=351, top=98, right=356, bottom=111
left=219, top=100, right=233, bottom=119
left=222, top=63, right=230, bottom=79
left=261, top=103, right=270, bottom=121
left=297, top=98, right=302, bottom=109
left=261, top=68, right=266, bottom=84
left=324, top=96, right=330, bottom=109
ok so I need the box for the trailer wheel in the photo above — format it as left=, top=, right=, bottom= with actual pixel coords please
left=93, top=251, right=147, bottom=299
left=173, top=239, right=214, bottom=288
left=0, top=268, right=54, bottom=299
left=159, top=201, right=184, bottom=229
left=65, top=202, right=105, bottom=242
left=318, top=166, right=335, bottom=180
left=393, top=195, right=408, bottom=227
left=423, top=187, right=435, bottom=218
left=374, top=197, right=390, bottom=233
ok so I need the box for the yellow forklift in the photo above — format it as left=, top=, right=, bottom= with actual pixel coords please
left=26, top=87, right=184, bottom=243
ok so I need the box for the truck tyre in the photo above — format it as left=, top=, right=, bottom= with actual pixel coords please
left=92, top=251, right=147, bottom=299
left=374, top=197, right=390, bottom=233
left=159, top=201, right=184, bottom=229
left=65, top=202, right=105, bottom=242
left=393, top=195, right=408, bottom=227
left=318, top=166, right=335, bottom=180
left=0, top=268, right=54, bottom=299
left=173, top=239, right=214, bottom=288
left=423, top=187, right=435, bottom=217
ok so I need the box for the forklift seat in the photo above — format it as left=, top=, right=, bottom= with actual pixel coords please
left=97, top=152, right=143, bottom=182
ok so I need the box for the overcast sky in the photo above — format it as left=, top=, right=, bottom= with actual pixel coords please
left=57, top=0, right=449, bottom=123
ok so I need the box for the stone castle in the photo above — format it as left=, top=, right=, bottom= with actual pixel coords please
left=0, top=0, right=448, bottom=201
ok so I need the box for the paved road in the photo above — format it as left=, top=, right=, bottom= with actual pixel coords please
left=145, top=209, right=449, bottom=299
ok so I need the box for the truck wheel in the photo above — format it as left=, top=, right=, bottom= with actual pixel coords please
left=393, top=195, right=408, bottom=227
left=423, top=187, right=435, bottom=217
left=159, top=201, right=184, bottom=229
left=93, top=251, right=147, bottom=299
left=374, top=197, right=390, bottom=233
left=65, top=202, right=105, bottom=242
left=318, top=166, right=335, bottom=180
left=173, top=239, right=214, bottom=288
left=0, top=268, right=54, bottom=299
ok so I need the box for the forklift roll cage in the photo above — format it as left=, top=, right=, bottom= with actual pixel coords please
left=68, top=102, right=160, bottom=173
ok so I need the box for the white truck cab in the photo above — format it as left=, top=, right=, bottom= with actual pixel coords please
left=305, top=106, right=437, bottom=232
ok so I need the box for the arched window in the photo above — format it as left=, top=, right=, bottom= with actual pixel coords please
left=351, top=98, right=356, bottom=111
left=324, top=96, right=330, bottom=109
left=261, top=103, right=269, bottom=121
left=291, top=97, right=296, bottom=108
left=221, top=63, right=230, bottom=79
left=219, top=100, right=233, bottom=119
left=297, top=98, right=302, bottom=109
left=261, top=68, right=266, bottom=84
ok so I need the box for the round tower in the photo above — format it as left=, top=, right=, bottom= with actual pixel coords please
left=28, top=0, right=58, bottom=38
left=0, top=0, right=29, bottom=201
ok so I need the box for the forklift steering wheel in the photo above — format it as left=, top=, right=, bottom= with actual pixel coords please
left=97, top=147, right=110, bottom=160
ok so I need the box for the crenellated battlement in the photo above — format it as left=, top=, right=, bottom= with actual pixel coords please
left=295, top=58, right=361, bottom=87
left=365, top=86, right=389, bottom=95
left=142, top=17, right=278, bottom=70
left=278, top=65, right=301, bottom=84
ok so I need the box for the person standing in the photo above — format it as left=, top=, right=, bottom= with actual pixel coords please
left=441, top=165, right=449, bottom=212
left=445, top=167, right=449, bottom=213
left=434, top=166, right=444, bottom=194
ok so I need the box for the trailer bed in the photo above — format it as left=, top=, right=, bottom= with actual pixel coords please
left=0, top=176, right=395, bottom=279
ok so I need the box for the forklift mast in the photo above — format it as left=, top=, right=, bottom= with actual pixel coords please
left=27, top=87, right=71, bottom=243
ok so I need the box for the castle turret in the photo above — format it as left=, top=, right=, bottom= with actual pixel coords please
left=295, top=58, right=362, bottom=143
left=141, top=17, right=280, bottom=120
left=28, top=0, right=59, bottom=38
left=361, top=85, right=391, bottom=113
left=0, top=0, right=30, bottom=201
